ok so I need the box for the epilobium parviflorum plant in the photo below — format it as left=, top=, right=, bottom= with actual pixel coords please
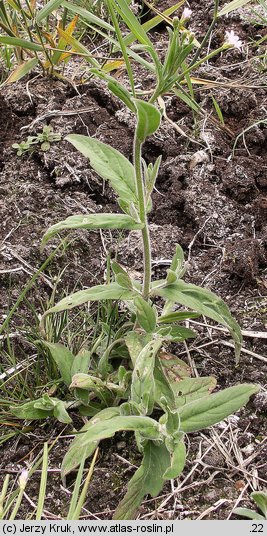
left=10, top=4, right=259, bottom=521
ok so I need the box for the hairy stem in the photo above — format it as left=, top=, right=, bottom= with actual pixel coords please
left=133, top=135, right=151, bottom=301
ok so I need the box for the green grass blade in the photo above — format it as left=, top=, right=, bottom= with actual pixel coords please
left=2, top=58, right=38, bottom=86
left=211, top=95, right=225, bottom=125
left=36, top=443, right=48, bottom=520
left=0, top=243, right=63, bottom=337
left=57, top=28, right=99, bottom=67
left=107, top=0, right=136, bottom=97
left=62, top=1, right=114, bottom=32
left=0, top=475, right=10, bottom=519
left=72, top=448, right=98, bottom=520
left=0, top=36, right=43, bottom=51
left=112, top=0, right=153, bottom=46
left=67, top=455, right=86, bottom=519
left=218, top=0, right=253, bottom=16
left=123, top=1, right=185, bottom=47
left=36, top=0, right=62, bottom=24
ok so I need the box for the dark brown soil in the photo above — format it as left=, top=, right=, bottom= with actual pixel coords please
left=0, top=0, right=266, bottom=521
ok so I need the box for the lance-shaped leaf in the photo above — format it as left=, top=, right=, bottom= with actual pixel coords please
left=152, top=281, right=242, bottom=362
left=159, top=311, right=200, bottom=323
left=42, top=283, right=136, bottom=318
left=112, top=261, right=133, bottom=290
left=114, top=441, right=171, bottom=519
left=158, top=325, right=197, bottom=342
left=154, top=357, right=176, bottom=410
left=10, top=399, right=54, bottom=421
left=179, top=383, right=259, bottom=433
left=70, top=373, right=123, bottom=395
left=172, top=377, right=217, bottom=407
left=71, top=348, right=91, bottom=377
left=90, top=68, right=136, bottom=112
left=70, top=415, right=161, bottom=447
left=10, top=395, right=73, bottom=423
left=53, top=400, right=72, bottom=424
left=62, top=414, right=161, bottom=478
left=125, top=331, right=152, bottom=367
left=42, top=342, right=74, bottom=386
left=134, top=296, right=157, bottom=333
left=251, top=492, right=267, bottom=518
left=144, top=155, right=162, bottom=198
left=66, top=135, right=137, bottom=204
left=131, top=339, right=161, bottom=414
left=134, top=100, right=161, bottom=143
left=233, top=508, right=265, bottom=521
left=41, top=213, right=143, bottom=248
left=108, top=80, right=136, bottom=112
left=61, top=407, right=120, bottom=477
left=163, top=440, right=186, bottom=480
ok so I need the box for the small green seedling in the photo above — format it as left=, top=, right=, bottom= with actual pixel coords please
left=12, top=125, right=61, bottom=156
left=234, top=491, right=267, bottom=520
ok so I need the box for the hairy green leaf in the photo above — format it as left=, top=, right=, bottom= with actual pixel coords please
left=71, top=348, right=91, bottom=377
left=43, top=283, right=135, bottom=317
left=153, top=281, right=242, bottom=362
left=41, top=213, right=143, bottom=248
left=134, top=100, right=161, bottom=143
left=179, top=384, right=259, bottom=432
left=134, top=296, right=157, bottom=333
left=66, top=135, right=137, bottom=204
left=251, top=492, right=267, bottom=518
left=61, top=407, right=121, bottom=477
left=53, top=400, right=72, bottom=424
left=125, top=331, right=152, bottom=367
left=159, top=311, right=200, bottom=323
left=154, top=357, right=176, bottom=410
left=233, top=508, right=265, bottom=521
left=70, top=373, right=122, bottom=396
left=108, top=80, right=136, bottom=112
left=163, top=440, right=186, bottom=479
left=170, top=244, right=186, bottom=277
left=10, top=400, right=54, bottom=420
left=159, top=325, right=197, bottom=341
left=114, top=441, right=171, bottom=519
left=131, top=340, right=161, bottom=414
left=62, top=414, right=160, bottom=479
left=172, top=377, right=217, bottom=407
left=42, top=342, right=74, bottom=386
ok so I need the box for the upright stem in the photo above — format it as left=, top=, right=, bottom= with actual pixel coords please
left=189, top=0, right=219, bottom=68
left=133, top=135, right=151, bottom=301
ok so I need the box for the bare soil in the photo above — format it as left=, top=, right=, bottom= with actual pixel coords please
left=0, top=0, right=266, bottom=520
